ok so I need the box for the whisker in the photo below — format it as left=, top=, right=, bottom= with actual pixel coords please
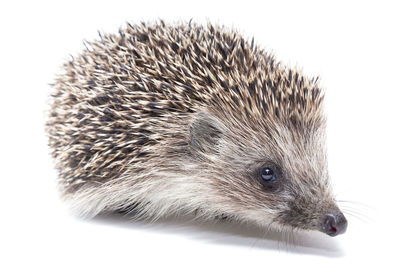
left=342, top=211, right=367, bottom=222
left=283, top=227, right=289, bottom=252
left=337, top=199, right=374, bottom=222
left=277, top=227, right=283, bottom=251
left=340, top=206, right=372, bottom=220
left=341, top=209, right=371, bottom=223
left=290, top=227, right=296, bottom=251
left=337, top=199, right=374, bottom=214
left=337, top=199, right=372, bottom=208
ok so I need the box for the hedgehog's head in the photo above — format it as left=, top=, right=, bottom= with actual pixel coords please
left=189, top=79, right=347, bottom=237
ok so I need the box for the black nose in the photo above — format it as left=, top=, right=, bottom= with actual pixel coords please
left=321, top=213, right=348, bottom=236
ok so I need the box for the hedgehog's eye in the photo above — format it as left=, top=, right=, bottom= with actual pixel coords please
left=259, top=167, right=278, bottom=189
left=260, top=167, right=276, bottom=182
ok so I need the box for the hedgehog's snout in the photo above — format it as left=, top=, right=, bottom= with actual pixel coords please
left=320, top=212, right=347, bottom=236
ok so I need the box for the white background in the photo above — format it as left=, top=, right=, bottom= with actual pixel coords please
left=1, top=0, right=399, bottom=266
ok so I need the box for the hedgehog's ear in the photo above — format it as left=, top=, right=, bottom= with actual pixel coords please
left=189, top=110, right=223, bottom=153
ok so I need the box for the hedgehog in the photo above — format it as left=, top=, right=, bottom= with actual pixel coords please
left=46, top=20, right=347, bottom=237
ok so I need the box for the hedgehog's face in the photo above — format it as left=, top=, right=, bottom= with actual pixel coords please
left=190, top=110, right=347, bottom=237
left=259, top=123, right=347, bottom=237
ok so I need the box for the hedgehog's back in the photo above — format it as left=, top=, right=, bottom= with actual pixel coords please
left=47, top=21, right=323, bottom=193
